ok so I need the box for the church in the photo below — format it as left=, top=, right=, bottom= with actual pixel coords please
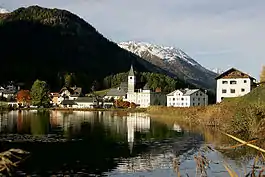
left=105, top=65, right=166, bottom=108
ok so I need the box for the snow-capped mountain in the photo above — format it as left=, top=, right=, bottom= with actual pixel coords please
left=119, top=41, right=217, bottom=90
left=119, top=41, right=198, bottom=66
left=0, top=8, right=9, bottom=14
left=211, top=68, right=223, bottom=74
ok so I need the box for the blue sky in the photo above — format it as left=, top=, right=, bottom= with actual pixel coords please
left=1, top=0, right=265, bottom=79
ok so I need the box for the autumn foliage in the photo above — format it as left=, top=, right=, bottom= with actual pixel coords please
left=114, top=99, right=137, bottom=108
left=130, top=102, right=137, bottom=108
left=260, top=65, right=265, bottom=83
left=16, top=90, right=31, bottom=104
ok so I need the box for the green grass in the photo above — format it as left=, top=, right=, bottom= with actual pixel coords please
left=94, top=89, right=110, bottom=96
left=85, top=89, right=110, bottom=96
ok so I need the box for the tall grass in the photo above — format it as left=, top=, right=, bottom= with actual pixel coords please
left=0, top=149, right=29, bottom=176
left=172, top=132, right=265, bottom=177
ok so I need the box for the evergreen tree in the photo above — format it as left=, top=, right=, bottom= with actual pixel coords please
left=64, top=73, right=72, bottom=87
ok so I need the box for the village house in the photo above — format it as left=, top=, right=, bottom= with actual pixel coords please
left=105, top=65, right=166, bottom=108
left=60, top=96, right=113, bottom=108
left=0, top=83, right=19, bottom=100
left=50, top=92, right=60, bottom=106
left=216, top=68, right=256, bottom=103
left=72, top=97, right=97, bottom=108
left=166, top=88, right=208, bottom=107
left=58, top=86, right=82, bottom=103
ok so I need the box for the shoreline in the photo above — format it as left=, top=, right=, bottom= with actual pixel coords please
left=7, top=107, right=148, bottom=112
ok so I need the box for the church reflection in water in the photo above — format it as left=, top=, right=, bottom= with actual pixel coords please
left=0, top=110, right=196, bottom=174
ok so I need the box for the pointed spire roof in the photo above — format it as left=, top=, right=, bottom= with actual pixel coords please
left=128, top=65, right=135, bottom=76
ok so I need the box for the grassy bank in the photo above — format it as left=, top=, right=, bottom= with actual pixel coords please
left=147, top=85, right=265, bottom=138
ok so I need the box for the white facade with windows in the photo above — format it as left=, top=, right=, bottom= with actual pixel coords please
left=216, top=68, right=256, bottom=103
left=105, top=65, right=166, bottom=108
left=166, top=89, right=208, bottom=107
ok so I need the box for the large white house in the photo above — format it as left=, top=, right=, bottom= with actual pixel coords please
left=105, top=65, right=166, bottom=108
left=166, top=88, right=208, bottom=107
left=216, top=68, right=256, bottom=103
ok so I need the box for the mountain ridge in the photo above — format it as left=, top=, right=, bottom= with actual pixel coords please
left=0, top=6, right=177, bottom=92
left=0, top=5, right=216, bottom=92
left=0, top=7, right=9, bottom=14
left=119, top=41, right=217, bottom=91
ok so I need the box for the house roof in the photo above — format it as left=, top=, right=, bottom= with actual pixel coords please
left=1, top=90, right=17, bottom=94
left=106, top=87, right=127, bottom=97
left=50, top=92, right=60, bottom=97
left=167, top=89, right=200, bottom=96
left=75, top=97, right=95, bottom=103
left=61, top=100, right=77, bottom=105
left=143, top=83, right=150, bottom=90
left=120, top=82, right=128, bottom=92
left=60, top=86, right=82, bottom=97
left=215, top=68, right=255, bottom=80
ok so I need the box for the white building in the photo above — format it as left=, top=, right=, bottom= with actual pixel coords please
left=105, top=65, right=166, bottom=108
left=166, top=88, right=208, bottom=107
left=58, top=86, right=82, bottom=104
left=216, top=68, right=256, bottom=103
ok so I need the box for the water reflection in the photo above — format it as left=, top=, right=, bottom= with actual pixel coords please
left=0, top=110, right=202, bottom=176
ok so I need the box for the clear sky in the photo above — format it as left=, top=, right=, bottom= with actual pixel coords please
left=1, top=0, right=264, bottom=79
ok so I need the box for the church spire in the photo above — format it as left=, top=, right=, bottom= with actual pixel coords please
left=128, top=65, right=134, bottom=76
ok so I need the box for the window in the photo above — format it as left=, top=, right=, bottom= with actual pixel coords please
left=181, top=103, right=184, bottom=105
left=173, top=98, right=175, bottom=101
left=241, top=88, right=245, bottom=92
left=198, top=98, right=200, bottom=101
left=193, top=98, right=195, bottom=101
left=200, top=93, right=202, bottom=96
left=222, top=81, right=228, bottom=84
left=222, top=89, right=227, bottom=93
left=230, top=89, right=236, bottom=93
left=181, top=98, right=184, bottom=101
left=244, top=80, right=247, bottom=83
left=193, top=103, right=195, bottom=106
left=198, top=103, right=200, bottom=106
left=130, top=76, right=132, bottom=79
left=230, top=80, right=237, bottom=84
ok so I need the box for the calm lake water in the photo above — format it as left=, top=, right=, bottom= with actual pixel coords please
left=0, top=111, right=259, bottom=176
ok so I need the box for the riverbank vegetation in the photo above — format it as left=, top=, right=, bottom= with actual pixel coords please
left=0, top=149, right=29, bottom=175
left=148, top=85, right=265, bottom=139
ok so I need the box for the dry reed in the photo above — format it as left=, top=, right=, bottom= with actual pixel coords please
left=0, top=149, right=29, bottom=176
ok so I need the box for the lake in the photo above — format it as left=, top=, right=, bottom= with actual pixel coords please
left=0, top=111, right=260, bottom=176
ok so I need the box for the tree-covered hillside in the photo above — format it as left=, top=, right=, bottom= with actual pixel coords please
left=101, top=72, right=192, bottom=93
left=0, top=6, right=168, bottom=92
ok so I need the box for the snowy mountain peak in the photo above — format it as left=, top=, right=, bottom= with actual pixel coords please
left=0, top=8, right=9, bottom=14
left=118, top=41, right=199, bottom=66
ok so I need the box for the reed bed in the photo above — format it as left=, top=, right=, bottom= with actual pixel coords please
left=172, top=132, right=265, bottom=177
left=0, top=149, right=29, bottom=176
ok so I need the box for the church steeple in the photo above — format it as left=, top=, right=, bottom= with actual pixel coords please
left=128, top=65, right=135, bottom=76
left=128, top=65, right=135, bottom=93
